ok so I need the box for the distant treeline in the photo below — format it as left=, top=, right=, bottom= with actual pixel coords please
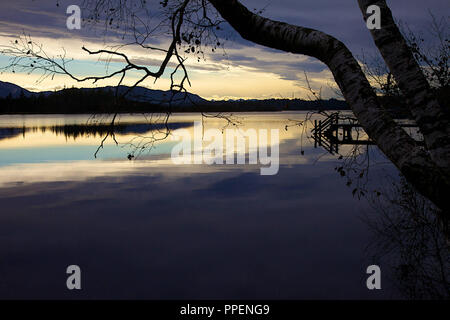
left=1, top=85, right=448, bottom=116
left=0, top=88, right=161, bottom=114
left=212, top=98, right=349, bottom=111
left=379, top=86, right=450, bottom=119
left=0, top=87, right=353, bottom=114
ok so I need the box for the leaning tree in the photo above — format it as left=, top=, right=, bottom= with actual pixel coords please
left=1, top=0, right=449, bottom=212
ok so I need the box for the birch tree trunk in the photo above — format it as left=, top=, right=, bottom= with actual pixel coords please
left=358, top=0, right=450, bottom=169
left=208, top=0, right=450, bottom=212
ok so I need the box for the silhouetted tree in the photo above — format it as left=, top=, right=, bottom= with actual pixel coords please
left=1, top=0, right=449, bottom=212
left=365, top=177, right=449, bottom=299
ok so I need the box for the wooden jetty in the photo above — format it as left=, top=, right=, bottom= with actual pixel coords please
left=312, top=113, right=419, bottom=154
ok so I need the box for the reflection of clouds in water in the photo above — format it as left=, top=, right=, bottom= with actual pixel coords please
left=364, top=177, right=450, bottom=299
left=0, top=145, right=317, bottom=187
left=0, top=122, right=193, bottom=147
left=0, top=112, right=411, bottom=299
left=0, top=112, right=355, bottom=186
left=0, top=160, right=392, bottom=299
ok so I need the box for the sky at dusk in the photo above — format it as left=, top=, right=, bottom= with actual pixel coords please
left=0, top=0, right=448, bottom=100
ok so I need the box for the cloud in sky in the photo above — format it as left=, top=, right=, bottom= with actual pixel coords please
left=0, top=0, right=448, bottom=99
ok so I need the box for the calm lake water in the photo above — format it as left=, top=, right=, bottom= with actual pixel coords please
left=0, top=112, right=446, bottom=299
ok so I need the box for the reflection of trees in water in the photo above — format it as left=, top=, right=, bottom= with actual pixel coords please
left=310, top=118, right=450, bottom=299
left=0, top=113, right=239, bottom=162
left=48, top=122, right=192, bottom=140
left=0, top=119, right=197, bottom=159
left=0, top=127, right=25, bottom=140
left=364, top=177, right=449, bottom=299
left=0, top=122, right=193, bottom=141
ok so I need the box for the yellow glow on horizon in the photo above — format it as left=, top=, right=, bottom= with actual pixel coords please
left=0, top=31, right=340, bottom=100
left=0, top=66, right=338, bottom=101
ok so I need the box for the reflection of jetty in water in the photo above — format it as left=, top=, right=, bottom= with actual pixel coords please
left=0, top=122, right=193, bottom=141
left=312, top=113, right=420, bottom=154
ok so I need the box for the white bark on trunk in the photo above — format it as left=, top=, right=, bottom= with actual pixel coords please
left=208, top=0, right=450, bottom=212
left=358, top=0, right=450, bottom=169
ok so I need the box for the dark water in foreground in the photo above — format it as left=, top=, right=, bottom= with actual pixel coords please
left=0, top=112, right=447, bottom=299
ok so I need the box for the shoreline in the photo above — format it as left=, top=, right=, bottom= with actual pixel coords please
left=0, top=108, right=351, bottom=115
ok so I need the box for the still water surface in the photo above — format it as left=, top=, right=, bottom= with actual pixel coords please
left=0, top=112, right=444, bottom=299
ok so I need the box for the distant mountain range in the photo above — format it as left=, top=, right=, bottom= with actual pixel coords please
left=0, top=80, right=350, bottom=113
left=0, top=81, right=207, bottom=106
left=0, top=81, right=40, bottom=98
